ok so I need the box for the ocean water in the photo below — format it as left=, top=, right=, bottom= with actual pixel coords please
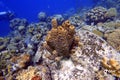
left=0, top=0, right=94, bottom=36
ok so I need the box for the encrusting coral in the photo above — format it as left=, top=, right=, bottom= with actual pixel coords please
left=44, top=18, right=79, bottom=58
left=104, top=29, right=120, bottom=51
left=101, top=57, right=120, bottom=77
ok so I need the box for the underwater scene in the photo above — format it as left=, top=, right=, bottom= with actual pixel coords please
left=0, top=0, right=120, bottom=80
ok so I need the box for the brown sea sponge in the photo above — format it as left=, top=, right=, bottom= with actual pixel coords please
left=45, top=18, right=79, bottom=58
left=101, top=57, right=120, bottom=77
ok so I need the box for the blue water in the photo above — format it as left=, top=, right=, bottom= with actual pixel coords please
left=0, top=0, right=95, bottom=37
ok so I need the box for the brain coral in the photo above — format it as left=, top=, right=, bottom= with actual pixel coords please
left=45, top=18, right=79, bottom=58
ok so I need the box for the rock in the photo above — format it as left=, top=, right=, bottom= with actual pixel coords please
left=38, top=30, right=119, bottom=79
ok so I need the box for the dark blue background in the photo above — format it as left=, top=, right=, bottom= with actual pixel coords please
left=0, top=0, right=94, bottom=36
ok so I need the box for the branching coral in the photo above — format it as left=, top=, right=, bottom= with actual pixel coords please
left=10, top=53, right=30, bottom=69
left=101, top=57, right=120, bottom=77
left=45, top=18, right=79, bottom=58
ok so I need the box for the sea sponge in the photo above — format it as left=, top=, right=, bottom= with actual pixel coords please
left=101, top=57, right=120, bottom=77
left=45, top=18, right=79, bottom=57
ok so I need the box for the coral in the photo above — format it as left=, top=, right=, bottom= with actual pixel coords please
left=16, top=66, right=37, bottom=80
left=85, top=6, right=107, bottom=24
left=105, top=8, right=117, bottom=18
left=31, top=33, right=42, bottom=44
left=0, top=37, right=9, bottom=51
left=97, top=21, right=120, bottom=33
left=0, top=76, right=4, bottom=80
left=10, top=18, right=28, bottom=30
left=18, top=26, right=25, bottom=31
left=52, top=14, right=64, bottom=24
left=69, top=14, right=85, bottom=28
left=104, top=29, right=120, bottom=51
left=45, top=18, right=79, bottom=57
left=101, top=57, right=120, bottom=77
left=10, top=53, right=30, bottom=70
left=34, top=29, right=119, bottom=80
left=15, top=65, right=51, bottom=80
left=0, top=50, right=12, bottom=71
left=38, top=12, right=47, bottom=21
left=31, top=75, right=42, bottom=80
left=85, top=6, right=117, bottom=25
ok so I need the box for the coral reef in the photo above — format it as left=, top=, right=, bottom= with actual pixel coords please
left=12, top=64, right=51, bottom=80
left=85, top=6, right=117, bottom=25
left=45, top=18, right=79, bottom=58
left=97, top=21, right=120, bottom=33
left=16, top=66, right=39, bottom=80
left=104, top=29, right=120, bottom=51
left=39, top=30, right=118, bottom=80
left=38, top=12, right=47, bottom=21
left=1, top=8, right=120, bottom=80
left=93, top=0, right=120, bottom=16
left=9, top=53, right=31, bottom=71
left=0, top=37, right=9, bottom=51
left=10, top=18, right=28, bottom=30
left=101, top=57, right=120, bottom=77
left=105, top=8, right=117, bottom=19
left=52, top=14, right=64, bottom=24
left=69, top=14, right=85, bottom=29
left=0, top=50, right=12, bottom=72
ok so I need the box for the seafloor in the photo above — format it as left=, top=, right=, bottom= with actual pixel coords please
left=1, top=2, right=120, bottom=80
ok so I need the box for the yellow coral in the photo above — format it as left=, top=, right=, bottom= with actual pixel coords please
left=101, top=57, right=120, bottom=77
left=45, top=19, right=79, bottom=57
left=16, top=66, right=37, bottom=80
